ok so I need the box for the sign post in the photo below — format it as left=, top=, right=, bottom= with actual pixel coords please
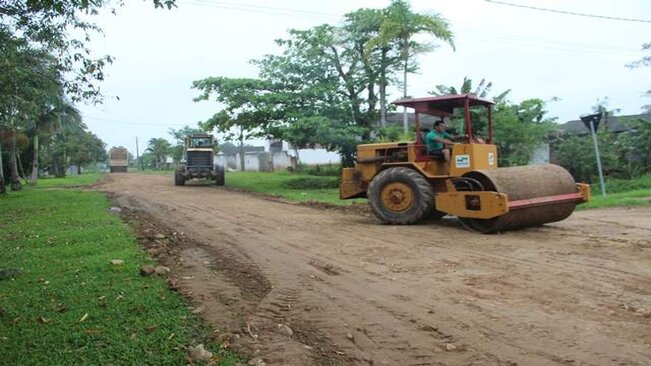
left=580, top=113, right=606, bottom=196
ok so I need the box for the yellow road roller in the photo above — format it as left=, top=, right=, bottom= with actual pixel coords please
left=339, top=94, right=591, bottom=233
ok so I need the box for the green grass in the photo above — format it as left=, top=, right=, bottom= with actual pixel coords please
left=578, top=188, right=651, bottom=210
left=226, top=171, right=365, bottom=205
left=0, top=186, right=243, bottom=365
left=30, top=173, right=105, bottom=189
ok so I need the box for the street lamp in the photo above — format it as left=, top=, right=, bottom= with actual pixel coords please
left=580, top=113, right=606, bottom=196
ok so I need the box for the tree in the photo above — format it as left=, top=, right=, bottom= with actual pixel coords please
left=146, top=138, right=171, bottom=169
left=0, top=29, right=63, bottom=190
left=29, top=98, right=82, bottom=184
left=626, top=43, right=651, bottom=112
left=0, top=1, right=176, bottom=103
left=345, top=7, right=401, bottom=128
left=168, top=125, right=204, bottom=162
left=367, top=0, right=454, bottom=132
left=492, top=98, right=558, bottom=166
left=429, top=77, right=511, bottom=102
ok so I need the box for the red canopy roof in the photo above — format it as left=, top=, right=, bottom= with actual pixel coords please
left=392, top=94, right=494, bottom=116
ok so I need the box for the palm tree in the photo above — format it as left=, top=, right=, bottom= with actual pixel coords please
left=146, top=138, right=171, bottom=169
left=430, top=77, right=511, bottom=102
left=368, top=0, right=455, bottom=132
left=29, top=101, right=82, bottom=184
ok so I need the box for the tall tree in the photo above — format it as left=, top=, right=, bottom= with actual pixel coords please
left=146, top=138, right=171, bottom=169
left=626, top=42, right=651, bottom=112
left=430, top=77, right=511, bottom=102
left=0, top=1, right=176, bottom=103
left=368, top=0, right=454, bottom=133
left=345, top=7, right=403, bottom=128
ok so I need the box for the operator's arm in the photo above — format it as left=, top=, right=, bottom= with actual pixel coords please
left=434, top=132, right=455, bottom=146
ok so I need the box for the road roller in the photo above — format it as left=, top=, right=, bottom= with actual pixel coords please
left=339, top=94, right=591, bottom=233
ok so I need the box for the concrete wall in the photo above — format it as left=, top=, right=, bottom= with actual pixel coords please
left=529, top=144, right=550, bottom=165
left=215, top=151, right=297, bottom=172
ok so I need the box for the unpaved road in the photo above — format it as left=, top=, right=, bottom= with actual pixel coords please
left=98, top=173, right=651, bottom=366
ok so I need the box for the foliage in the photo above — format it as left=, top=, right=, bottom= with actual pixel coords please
left=615, top=117, right=651, bottom=177
left=0, top=183, right=242, bottom=365
left=626, top=43, right=651, bottom=112
left=367, top=0, right=454, bottom=101
left=430, top=77, right=511, bottom=102
left=297, top=163, right=342, bottom=177
left=492, top=98, right=557, bottom=166
left=0, top=0, right=176, bottom=102
left=194, top=1, right=456, bottom=166
left=551, top=132, right=621, bottom=183
left=146, top=138, right=171, bottom=169
left=282, top=176, right=339, bottom=189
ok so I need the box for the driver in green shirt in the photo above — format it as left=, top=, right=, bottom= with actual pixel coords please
left=426, top=120, right=457, bottom=162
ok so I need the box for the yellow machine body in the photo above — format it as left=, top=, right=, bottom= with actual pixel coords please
left=339, top=94, right=591, bottom=233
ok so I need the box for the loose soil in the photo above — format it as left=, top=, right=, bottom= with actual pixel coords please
left=98, top=173, right=651, bottom=366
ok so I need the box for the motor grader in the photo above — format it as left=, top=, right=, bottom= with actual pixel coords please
left=174, top=133, right=225, bottom=187
left=339, top=94, right=591, bottom=233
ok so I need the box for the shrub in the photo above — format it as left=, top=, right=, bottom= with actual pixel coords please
left=281, top=176, right=339, bottom=189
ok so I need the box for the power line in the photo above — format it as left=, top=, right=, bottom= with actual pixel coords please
left=484, top=0, right=651, bottom=24
left=83, top=115, right=187, bottom=128
left=180, top=0, right=340, bottom=20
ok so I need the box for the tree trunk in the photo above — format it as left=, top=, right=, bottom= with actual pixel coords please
left=380, top=48, right=389, bottom=128
left=402, top=43, right=409, bottom=134
left=0, top=142, right=6, bottom=195
left=380, top=82, right=387, bottom=128
left=30, top=133, right=39, bottom=184
left=238, top=126, right=245, bottom=171
left=9, top=133, right=21, bottom=191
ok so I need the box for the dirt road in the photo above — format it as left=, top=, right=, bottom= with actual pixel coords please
left=98, top=173, right=651, bottom=366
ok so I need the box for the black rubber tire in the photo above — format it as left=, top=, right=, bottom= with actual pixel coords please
left=215, top=165, right=225, bottom=187
left=174, top=168, right=185, bottom=186
left=367, top=167, right=434, bottom=225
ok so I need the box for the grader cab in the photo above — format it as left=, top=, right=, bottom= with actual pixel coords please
left=339, top=94, right=591, bottom=233
left=174, top=134, right=225, bottom=187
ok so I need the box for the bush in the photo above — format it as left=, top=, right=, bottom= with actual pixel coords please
left=297, top=163, right=341, bottom=177
left=596, top=174, right=651, bottom=193
left=281, top=176, right=339, bottom=189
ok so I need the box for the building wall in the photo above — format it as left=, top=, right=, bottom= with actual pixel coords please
left=215, top=151, right=297, bottom=172
left=529, top=144, right=550, bottom=165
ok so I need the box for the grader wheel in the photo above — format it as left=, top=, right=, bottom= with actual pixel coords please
left=215, top=165, right=225, bottom=187
left=174, top=168, right=185, bottom=186
left=368, top=167, right=434, bottom=225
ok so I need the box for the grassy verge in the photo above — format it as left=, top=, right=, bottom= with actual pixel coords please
left=0, top=178, right=242, bottom=365
left=578, top=189, right=651, bottom=210
left=226, top=171, right=366, bottom=205
left=21, top=173, right=105, bottom=189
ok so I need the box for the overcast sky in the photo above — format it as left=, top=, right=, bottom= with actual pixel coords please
left=78, top=0, right=651, bottom=155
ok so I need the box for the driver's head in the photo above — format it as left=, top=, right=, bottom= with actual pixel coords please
left=434, top=120, right=446, bottom=131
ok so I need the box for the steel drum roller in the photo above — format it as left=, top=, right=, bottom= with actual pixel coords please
left=459, top=164, right=579, bottom=233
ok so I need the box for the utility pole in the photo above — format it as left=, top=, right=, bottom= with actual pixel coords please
left=580, top=113, right=606, bottom=196
left=136, top=137, right=141, bottom=172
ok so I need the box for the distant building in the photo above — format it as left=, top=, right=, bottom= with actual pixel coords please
left=558, top=112, right=650, bottom=135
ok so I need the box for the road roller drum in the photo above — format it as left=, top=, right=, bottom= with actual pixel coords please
left=457, top=164, right=584, bottom=233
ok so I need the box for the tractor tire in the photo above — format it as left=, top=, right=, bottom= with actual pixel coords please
left=174, top=169, right=185, bottom=186
left=367, top=167, right=434, bottom=225
left=215, top=165, right=225, bottom=187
